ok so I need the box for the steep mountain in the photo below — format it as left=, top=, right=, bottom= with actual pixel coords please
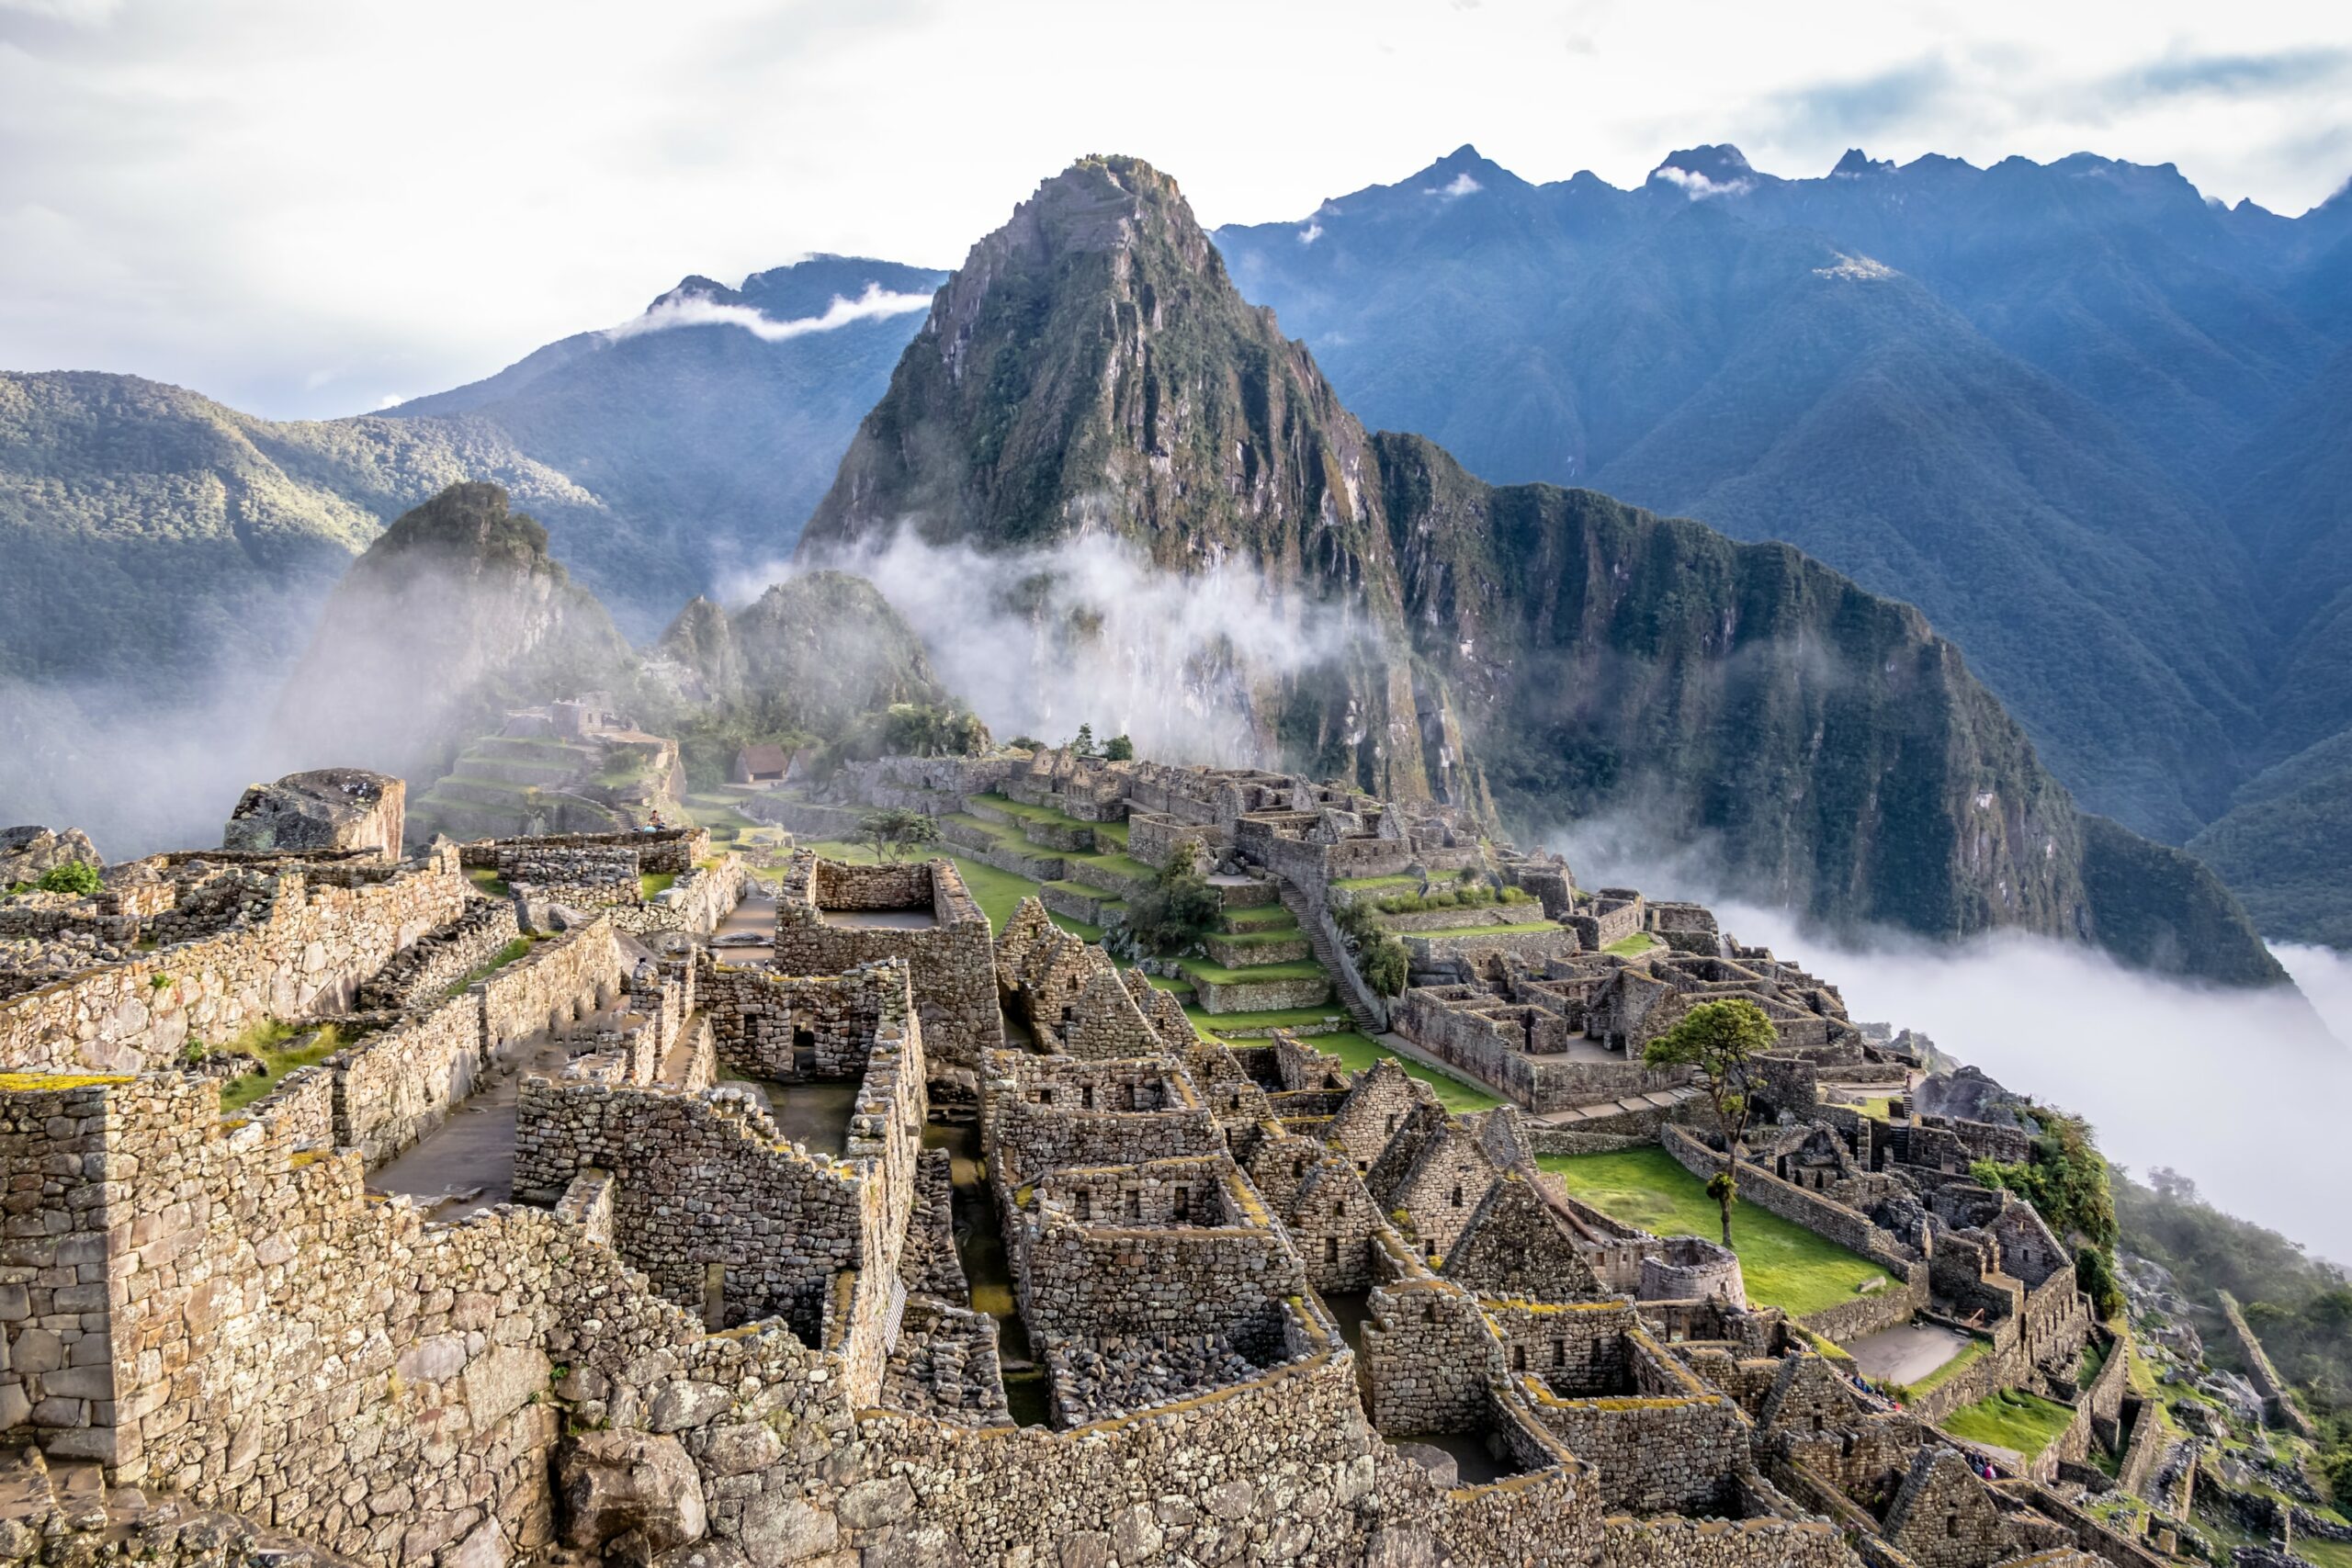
left=2188, top=730, right=2352, bottom=949
left=1216, top=145, right=2346, bottom=844
left=798, top=155, right=2284, bottom=985
left=654, top=570, right=950, bottom=737
left=0, top=257, right=941, bottom=707
left=0, top=370, right=608, bottom=694
left=269, top=482, right=632, bottom=782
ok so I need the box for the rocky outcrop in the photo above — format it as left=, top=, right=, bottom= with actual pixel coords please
left=557, top=1430, right=708, bottom=1557
left=0, top=827, right=99, bottom=887
left=221, top=768, right=404, bottom=859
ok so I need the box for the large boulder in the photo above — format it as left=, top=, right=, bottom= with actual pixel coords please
left=0, top=826, right=101, bottom=887
left=558, top=1430, right=707, bottom=1555
left=221, top=768, right=405, bottom=858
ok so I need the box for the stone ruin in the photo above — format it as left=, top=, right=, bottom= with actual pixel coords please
left=0, top=754, right=2157, bottom=1568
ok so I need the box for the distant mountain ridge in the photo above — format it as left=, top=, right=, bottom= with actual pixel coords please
left=798, top=154, right=2283, bottom=986
left=1214, top=141, right=2352, bottom=944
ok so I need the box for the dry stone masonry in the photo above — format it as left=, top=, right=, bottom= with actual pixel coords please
left=0, top=756, right=2146, bottom=1568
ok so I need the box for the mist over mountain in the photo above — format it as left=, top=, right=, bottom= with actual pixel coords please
left=1214, top=142, right=2352, bottom=943
left=797, top=154, right=2281, bottom=986
left=0, top=256, right=941, bottom=705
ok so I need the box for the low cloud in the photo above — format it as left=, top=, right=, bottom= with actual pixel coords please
left=1652, top=164, right=1753, bottom=199
left=1297, top=220, right=1324, bottom=244
left=605, top=282, right=932, bottom=344
left=1427, top=172, right=1483, bottom=199
left=1547, top=813, right=2352, bottom=1267
left=752, top=528, right=1374, bottom=766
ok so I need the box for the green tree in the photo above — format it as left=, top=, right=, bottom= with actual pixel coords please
left=1071, top=722, right=1098, bottom=758
left=1331, top=897, right=1411, bottom=997
left=1125, top=845, right=1221, bottom=955
left=857, top=808, right=937, bottom=864
left=2075, top=1244, right=2124, bottom=1320
left=1104, top=733, right=1135, bottom=761
left=36, top=862, right=102, bottom=896
left=1644, top=998, right=1778, bottom=1246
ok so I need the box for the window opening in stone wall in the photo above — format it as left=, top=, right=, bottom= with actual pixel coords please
left=1450, top=1183, right=1464, bottom=1207
left=1173, top=1184, right=1191, bottom=1220
left=1125, top=1189, right=1142, bottom=1221
left=1325, top=1235, right=1340, bottom=1263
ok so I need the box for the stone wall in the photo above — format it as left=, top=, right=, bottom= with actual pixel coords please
left=353, top=897, right=519, bottom=1013
left=513, top=1078, right=888, bottom=1341
left=696, top=955, right=906, bottom=1078
left=475, top=917, right=621, bottom=1050
left=2219, top=1291, right=2317, bottom=1438
left=610, top=855, right=751, bottom=938
left=0, top=855, right=469, bottom=1075
left=328, top=992, right=485, bottom=1166
left=772, top=854, right=1001, bottom=1066
left=465, top=826, right=709, bottom=877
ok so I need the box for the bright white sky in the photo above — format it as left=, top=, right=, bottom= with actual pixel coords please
left=4, top=0, right=2348, bottom=418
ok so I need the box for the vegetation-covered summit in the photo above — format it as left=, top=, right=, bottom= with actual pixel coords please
left=797, top=154, right=2283, bottom=985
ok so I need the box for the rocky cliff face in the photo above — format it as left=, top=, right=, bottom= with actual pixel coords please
left=270, top=482, right=631, bottom=781
left=799, top=155, right=2284, bottom=985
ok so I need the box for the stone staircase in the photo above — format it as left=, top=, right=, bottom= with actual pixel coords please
left=0, top=1446, right=360, bottom=1566
left=1274, top=882, right=1384, bottom=1034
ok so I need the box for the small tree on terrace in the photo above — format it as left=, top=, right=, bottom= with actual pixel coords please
left=1644, top=997, right=1777, bottom=1247
left=1104, top=733, right=1135, bottom=761
left=858, top=807, right=937, bottom=864
left=1071, top=723, right=1099, bottom=758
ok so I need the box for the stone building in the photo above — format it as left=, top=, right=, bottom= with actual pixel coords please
left=0, top=759, right=2146, bottom=1568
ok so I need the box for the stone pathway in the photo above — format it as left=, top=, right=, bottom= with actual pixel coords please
left=1845, top=1320, right=1973, bottom=1384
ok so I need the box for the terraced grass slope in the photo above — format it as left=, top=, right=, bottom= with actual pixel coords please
left=1537, top=1146, right=1893, bottom=1317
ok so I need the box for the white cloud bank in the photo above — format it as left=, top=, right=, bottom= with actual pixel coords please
left=605, top=282, right=932, bottom=344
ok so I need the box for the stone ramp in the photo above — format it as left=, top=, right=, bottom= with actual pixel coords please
left=0, top=1447, right=361, bottom=1566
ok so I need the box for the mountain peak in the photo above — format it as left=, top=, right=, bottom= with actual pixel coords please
left=1647, top=144, right=1766, bottom=197
left=1832, top=147, right=1893, bottom=177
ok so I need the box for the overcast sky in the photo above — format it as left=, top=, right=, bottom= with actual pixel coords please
left=5, top=0, right=2348, bottom=419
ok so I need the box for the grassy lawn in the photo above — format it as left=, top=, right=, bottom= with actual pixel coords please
left=1180, top=1003, right=1350, bottom=1032
left=1310, top=1032, right=1505, bottom=1112
left=1406, top=920, right=1564, bottom=938
left=1068, top=850, right=1158, bottom=882
left=1604, top=931, right=1661, bottom=956
left=2298, top=1541, right=2352, bottom=1568
left=1178, top=954, right=1329, bottom=987
left=1940, top=1388, right=2076, bottom=1461
left=1895, top=1337, right=1990, bottom=1399
left=683, top=795, right=761, bottom=850
left=217, top=1021, right=345, bottom=1114
left=1536, top=1146, right=1894, bottom=1317
left=1216, top=926, right=1310, bottom=948
left=640, top=871, right=679, bottom=900
left=1221, top=907, right=1296, bottom=931
left=467, top=866, right=511, bottom=898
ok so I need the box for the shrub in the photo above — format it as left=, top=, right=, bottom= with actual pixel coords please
left=1104, top=734, right=1135, bottom=761
left=1124, top=846, right=1221, bottom=956
left=1360, top=935, right=1409, bottom=996
left=36, top=862, right=101, bottom=896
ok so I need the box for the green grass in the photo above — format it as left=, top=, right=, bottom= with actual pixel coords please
left=2297, top=1541, right=2352, bottom=1568
left=1177, top=954, right=1329, bottom=987
left=1404, top=920, right=1564, bottom=939
left=1331, top=874, right=1420, bottom=892
left=1604, top=931, right=1661, bottom=956
left=1068, top=851, right=1158, bottom=883
left=683, top=796, right=759, bottom=848
left=217, top=1021, right=345, bottom=1113
left=1180, top=1003, right=1349, bottom=1032
left=1536, top=1147, right=1894, bottom=1317
left=640, top=871, right=678, bottom=899
left=1939, top=1388, right=2076, bottom=1461
left=1220, top=907, right=1297, bottom=931
left=1310, top=1032, right=1505, bottom=1112
left=467, top=867, right=511, bottom=898
left=2078, top=1338, right=2109, bottom=1387
left=447, top=937, right=536, bottom=998
left=1215, top=926, right=1309, bottom=948
left=1894, top=1337, right=1990, bottom=1400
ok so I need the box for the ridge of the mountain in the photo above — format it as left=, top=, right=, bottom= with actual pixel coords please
left=798, top=153, right=2285, bottom=985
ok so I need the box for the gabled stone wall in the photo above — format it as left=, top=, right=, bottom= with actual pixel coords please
left=773, top=854, right=999, bottom=1065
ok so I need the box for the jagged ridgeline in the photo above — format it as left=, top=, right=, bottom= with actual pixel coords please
left=797, top=154, right=2282, bottom=986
